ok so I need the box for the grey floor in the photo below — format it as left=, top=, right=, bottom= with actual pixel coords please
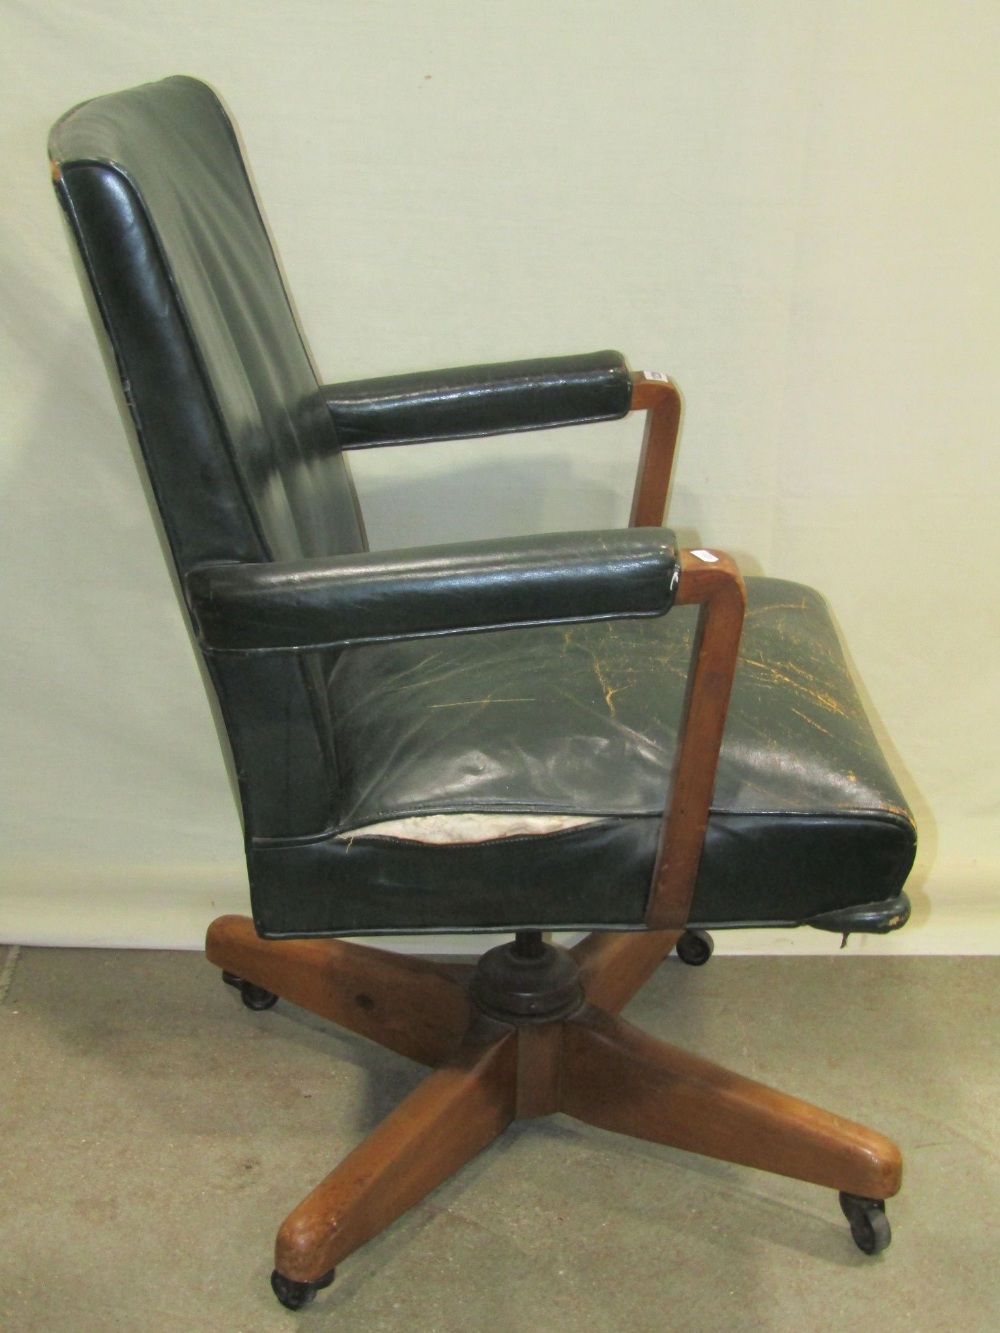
left=1, top=945, right=998, bottom=1332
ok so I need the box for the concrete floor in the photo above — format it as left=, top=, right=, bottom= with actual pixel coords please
left=1, top=944, right=998, bottom=1332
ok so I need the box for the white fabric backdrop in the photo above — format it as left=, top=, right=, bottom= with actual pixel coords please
left=2, top=1, right=998, bottom=951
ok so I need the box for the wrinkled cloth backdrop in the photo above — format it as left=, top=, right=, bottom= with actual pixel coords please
left=3, top=1, right=997, bottom=951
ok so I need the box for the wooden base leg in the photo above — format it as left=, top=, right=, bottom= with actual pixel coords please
left=275, top=1021, right=518, bottom=1284
left=560, top=1006, right=902, bottom=1200
left=206, top=915, right=471, bottom=1066
left=571, top=929, right=682, bottom=1014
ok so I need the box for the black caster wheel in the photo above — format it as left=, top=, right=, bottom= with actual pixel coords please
left=839, top=1191, right=892, bottom=1255
left=270, top=1267, right=335, bottom=1310
left=221, top=970, right=278, bottom=1011
left=676, top=929, right=714, bottom=966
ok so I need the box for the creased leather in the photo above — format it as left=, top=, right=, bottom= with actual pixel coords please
left=186, top=529, right=679, bottom=651
left=322, top=352, right=632, bottom=448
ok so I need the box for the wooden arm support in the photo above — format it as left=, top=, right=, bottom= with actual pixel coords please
left=645, top=549, right=746, bottom=929
left=625, top=370, right=745, bottom=928
left=629, top=371, right=683, bottom=527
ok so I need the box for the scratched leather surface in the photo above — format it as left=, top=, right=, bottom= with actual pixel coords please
left=333, top=578, right=911, bottom=824
left=260, top=576, right=916, bottom=936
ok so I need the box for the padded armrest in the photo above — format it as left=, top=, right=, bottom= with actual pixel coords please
left=186, top=528, right=678, bottom=652
left=321, top=351, right=633, bottom=449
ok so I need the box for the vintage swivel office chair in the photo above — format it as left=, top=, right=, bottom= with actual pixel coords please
left=50, top=77, right=915, bottom=1309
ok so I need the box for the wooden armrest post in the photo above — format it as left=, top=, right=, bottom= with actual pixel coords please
left=645, top=550, right=745, bottom=930
left=629, top=372, right=683, bottom=528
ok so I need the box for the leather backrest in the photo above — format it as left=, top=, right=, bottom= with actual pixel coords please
left=49, top=75, right=365, bottom=567
left=50, top=76, right=360, bottom=837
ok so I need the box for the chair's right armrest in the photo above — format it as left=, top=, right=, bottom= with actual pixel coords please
left=185, top=527, right=680, bottom=653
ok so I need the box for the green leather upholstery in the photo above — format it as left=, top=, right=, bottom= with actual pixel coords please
left=50, top=77, right=915, bottom=941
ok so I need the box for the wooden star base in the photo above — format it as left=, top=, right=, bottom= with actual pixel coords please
left=206, top=915, right=901, bottom=1292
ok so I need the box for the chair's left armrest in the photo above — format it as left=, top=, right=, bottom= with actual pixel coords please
left=186, top=528, right=679, bottom=653
left=323, top=356, right=683, bottom=531
left=320, top=351, right=632, bottom=448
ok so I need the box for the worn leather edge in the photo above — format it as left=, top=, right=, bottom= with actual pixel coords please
left=803, top=892, right=912, bottom=936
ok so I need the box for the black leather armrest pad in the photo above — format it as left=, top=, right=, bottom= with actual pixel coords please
left=321, top=351, right=632, bottom=448
left=187, top=528, right=678, bottom=651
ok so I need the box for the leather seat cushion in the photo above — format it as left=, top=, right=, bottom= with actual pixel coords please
left=247, top=577, right=915, bottom=936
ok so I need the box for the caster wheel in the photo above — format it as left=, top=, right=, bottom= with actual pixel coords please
left=270, top=1267, right=335, bottom=1310
left=839, top=1191, right=892, bottom=1255
left=676, top=929, right=714, bottom=966
left=221, top=971, right=278, bottom=1011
